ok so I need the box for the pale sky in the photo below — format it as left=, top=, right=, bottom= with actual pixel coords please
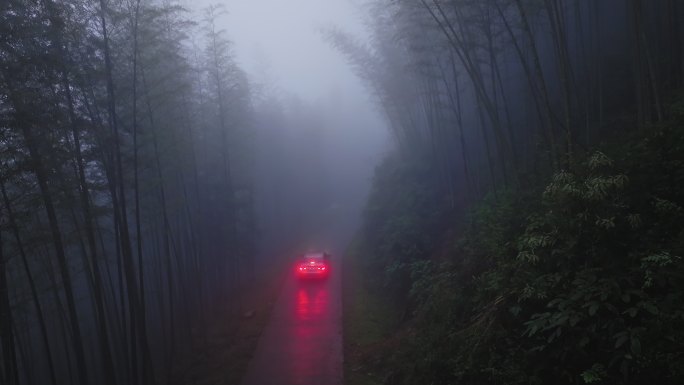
left=188, top=0, right=372, bottom=103
left=186, top=0, right=390, bottom=206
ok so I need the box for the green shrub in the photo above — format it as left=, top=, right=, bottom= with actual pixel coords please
left=356, top=121, right=684, bottom=385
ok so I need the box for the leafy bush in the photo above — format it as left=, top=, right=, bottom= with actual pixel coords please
left=361, top=152, right=449, bottom=309
left=356, top=120, right=684, bottom=384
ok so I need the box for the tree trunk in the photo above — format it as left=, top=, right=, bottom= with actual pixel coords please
left=0, top=225, right=19, bottom=385
left=0, top=178, right=57, bottom=385
left=98, top=2, right=155, bottom=383
left=39, top=0, right=122, bottom=381
left=1, top=73, right=90, bottom=385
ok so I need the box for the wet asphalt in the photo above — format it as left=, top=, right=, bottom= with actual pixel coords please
left=240, top=256, right=343, bottom=385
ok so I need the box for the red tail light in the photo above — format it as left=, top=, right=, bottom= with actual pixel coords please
left=296, top=260, right=329, bottom=277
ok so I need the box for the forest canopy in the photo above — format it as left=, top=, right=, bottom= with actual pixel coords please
left=0, top=1, right=255, bottom=384
left=338, top=1, right=684, bottom=385
left=2, top=0, right=684, bottom=385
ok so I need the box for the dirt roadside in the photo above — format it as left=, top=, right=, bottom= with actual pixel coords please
left=342, top=244, right=393, bottom=385
left=171, top=257, right=291, bottom=385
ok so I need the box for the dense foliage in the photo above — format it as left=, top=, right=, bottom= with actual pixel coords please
left=342, top=1, right=684, bottom=383
left=0, top=1, right=257, bottom=384
left=356, top=107, right=684, bottom=384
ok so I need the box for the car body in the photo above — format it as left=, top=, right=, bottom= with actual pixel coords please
left=295, top=252, right=331, bottom=279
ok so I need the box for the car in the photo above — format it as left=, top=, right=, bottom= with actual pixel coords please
left=295, top=252, right=331, bottom=279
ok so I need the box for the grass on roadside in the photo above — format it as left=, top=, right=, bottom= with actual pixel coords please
left=171, top=256, right=290, bottom=385
left=343, top=240, right=395, bottom=385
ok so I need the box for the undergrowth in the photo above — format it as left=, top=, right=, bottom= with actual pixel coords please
left=351, top=103, right=684, bottom=384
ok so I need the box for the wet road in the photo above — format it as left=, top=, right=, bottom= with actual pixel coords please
left=240, top=257, right=343, bottom=385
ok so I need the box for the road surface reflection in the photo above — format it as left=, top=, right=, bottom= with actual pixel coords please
left=241, top=270, right=342, bottom=385
left=290, top=282, right=333, bottom=384
left=295, top=283, right=329, bottom=321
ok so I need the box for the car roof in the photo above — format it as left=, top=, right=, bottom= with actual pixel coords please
left=302, top=253, right=325, bottom=259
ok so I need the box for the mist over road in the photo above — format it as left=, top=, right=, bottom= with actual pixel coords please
left=241, top=254, right=343, bottom=385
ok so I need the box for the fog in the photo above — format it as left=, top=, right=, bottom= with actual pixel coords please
left=190, top=0, right=368, bottom=102
left=1, top=0, right=392, bottom=382
left=187, top=0, right=390, bottom=259
left=3, top=0, right=682, bottom=384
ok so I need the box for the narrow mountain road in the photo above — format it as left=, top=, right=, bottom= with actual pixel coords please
left=240, top=255, right=343, bottom=385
